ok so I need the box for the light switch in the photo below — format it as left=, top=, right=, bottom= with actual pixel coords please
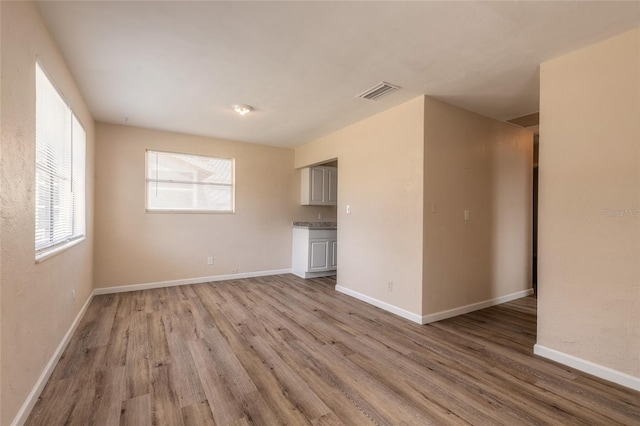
left=346, top=205, right=351, bottom=215
left=464, top=210, right=470, bottom=221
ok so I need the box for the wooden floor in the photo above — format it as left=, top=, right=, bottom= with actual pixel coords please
left=27, top=275, right=640, bottom=425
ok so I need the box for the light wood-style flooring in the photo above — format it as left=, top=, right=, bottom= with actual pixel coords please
left=27, top=275, right=640, bottom=425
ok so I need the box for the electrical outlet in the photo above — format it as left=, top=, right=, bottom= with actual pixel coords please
left=387, top=281, right=393, bottom=292
left=71, top=289, right=76, bottom=301
left=346, top=205, right=351, bottom=215
left=317, top=212, right=324, bottom=220
left=464, top=210, right=470, bottom=221
left=207, top=256, right=214, bottom=265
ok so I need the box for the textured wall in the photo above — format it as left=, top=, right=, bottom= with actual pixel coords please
left=422, top=97, right=533, bottom=315
left=295, top=97, right=425, bottom=317
left=295, top=95, right=532, bottom=320
left=94, top=123, right=335, bottom=288
left=0, top=2, right=95, bottom=424
left=538, top=29, right=639, bottom=378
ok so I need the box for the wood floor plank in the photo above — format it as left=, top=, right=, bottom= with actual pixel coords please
left=125, top=314, right=150, bottom=399
left=147, top=311, right=170, bottom=362
left=64, top=379, right=98, bottom=426
left=199, top=326, right=259, bottom=398
left=163, top=286, right=199, bottom=341
left=251, top=312, right=428, bottom=425
left=83, top=293, right=119, bottom=349
left=27, top=377, right=79, bottom=426
left=198, top=304, right=313, bottom=424
left=165, top=331, right=207, bottom=408
left=121, top=394, right=152, bottom=426
left=188, top=336, right=247, bottom=425
left=236, top=391, right=289, bottom=425
left=310, top=339, right=463, bottom=425
left=246, top=334, right=333, bottom=421
left=26, top=274, right=640, bottom=426
left=50, top=293, right=113, bottom=380
left=104, top=294, right=133, bottom=368
left=149, top=360, right=185, bottom=426
left=236, top=312, right=374, bottom=424
left=149, top=286, right=167, bottom=312
left=186, top=294, right=217, bottom=337
left=181, top=401, right=215, bottom=426
left=90, top=366, right=126, bottom=426
left=346, top=345, right=509, bottom=424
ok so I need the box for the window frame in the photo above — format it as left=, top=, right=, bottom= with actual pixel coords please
left=145, top=149, right=235, bottom=214
left=35, top=60, right=87, bottom=263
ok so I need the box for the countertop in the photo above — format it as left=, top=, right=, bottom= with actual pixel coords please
left=292, top=221, right=337, bottom=230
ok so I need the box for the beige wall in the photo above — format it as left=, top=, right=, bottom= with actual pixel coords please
left=295, top=97, right=425, bottom=316
left=422, top=97, right=533, bottom=314
left=0, top=1, right=3, bottom=417
left=295, top=95, right=532, bottom=319
left=0, top=2, right=95, bottom=424
left=94, top=123, right=335, bottom=288
left=538, top=29, right=640, bottom=377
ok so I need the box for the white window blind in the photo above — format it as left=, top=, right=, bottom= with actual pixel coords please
left=35, top=62, right=86, bottom=256
left=146, top=150, right=234, bottom=212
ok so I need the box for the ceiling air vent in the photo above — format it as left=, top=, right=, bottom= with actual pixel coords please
left=356, top=81, right=401, bottom=100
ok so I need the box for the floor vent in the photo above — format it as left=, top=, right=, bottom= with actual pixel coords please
left=355, top=82, right=400, bottom=100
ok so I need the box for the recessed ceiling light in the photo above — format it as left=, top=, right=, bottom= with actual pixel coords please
left=232, top=104, right=253, bottom=115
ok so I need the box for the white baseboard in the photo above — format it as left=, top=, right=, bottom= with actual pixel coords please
left=11, top=291, right=95, bottom=426
left=421, top=288, right=534, bottom=324
left=335, top=286, right=533, bottom=325
left=93, top=269, right=292, bottom=295
left=534, top=344, right=640, bottom=391
left=291, top=270, right=337, bottom=279
left=335, top=285, right=423, bottom=324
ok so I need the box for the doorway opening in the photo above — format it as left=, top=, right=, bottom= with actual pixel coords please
left=506, top=112, right=539, bottom=296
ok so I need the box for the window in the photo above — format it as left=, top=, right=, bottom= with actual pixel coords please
left=146, top=150, right=234, bottom=212
left=35, top=62, right=86, bottom=260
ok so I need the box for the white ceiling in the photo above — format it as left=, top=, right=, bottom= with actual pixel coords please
left=36, top=1, right=639, bottom=148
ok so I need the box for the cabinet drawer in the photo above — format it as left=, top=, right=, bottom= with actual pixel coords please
left=308, top=229, right=336, bottom=239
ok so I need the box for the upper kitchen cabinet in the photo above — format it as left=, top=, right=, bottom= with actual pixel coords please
left=301, top=166, right=337, bottom=205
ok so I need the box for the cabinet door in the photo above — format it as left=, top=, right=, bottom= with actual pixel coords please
left=327, top=168, right=338, bottom=205
left=330, top=239, right=337, bottom=270
left=309, top=168, right=325, bottom=204
left=309, top=239, right=330, bottom=271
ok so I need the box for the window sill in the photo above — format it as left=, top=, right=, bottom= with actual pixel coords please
left=145, top=209, right=235, bottom=214
left=35, top=237, right=85, bottom=263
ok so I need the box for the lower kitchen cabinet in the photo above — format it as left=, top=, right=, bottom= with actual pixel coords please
left=292, top=228, right=337, bottom=279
